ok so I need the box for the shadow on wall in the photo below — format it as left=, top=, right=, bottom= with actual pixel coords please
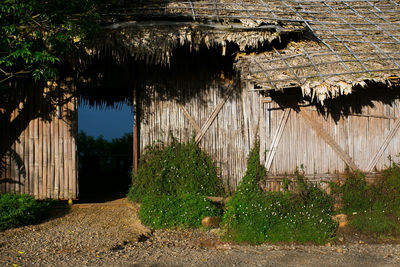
left=0, top=79, right=77, bottom=189
left=268, top=81, right=400, bottom=122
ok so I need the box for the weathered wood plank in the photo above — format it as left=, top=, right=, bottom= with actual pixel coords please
left=63, top=111, right=69, bottom=200
left=367, top=117, right=400, bottom=172
left=265, top=109, right=291, bottom=171
left=54, top=106, right=60, bottom=199
left=38, top=117, right=43, bottom=198
left=195, top=85, right=234, bottom=144
left=176, top=101, right=201, bottom=133
left=299, top=109, right=358, bottom=171
left=71, top=92, right=77, bottom=199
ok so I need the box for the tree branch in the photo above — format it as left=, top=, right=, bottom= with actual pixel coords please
left=0, top=70, right=32, bottom=84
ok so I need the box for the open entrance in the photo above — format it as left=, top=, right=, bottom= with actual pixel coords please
left=77, top=102, right=133, bottom=202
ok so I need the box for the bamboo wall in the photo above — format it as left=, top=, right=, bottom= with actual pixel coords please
left=140, top=83, right=400, bottom=191
left=139, top=83, right=255, bottom=191
left=0, top=84, right=78, bottom=200
left=259, top=100, right=400, bottom=175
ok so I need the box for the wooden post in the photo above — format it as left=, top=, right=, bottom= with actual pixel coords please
left=133, top=89, right=139, bottom=176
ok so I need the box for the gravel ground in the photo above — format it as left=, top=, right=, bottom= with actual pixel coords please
left=1, top=199, right=400, bottom=267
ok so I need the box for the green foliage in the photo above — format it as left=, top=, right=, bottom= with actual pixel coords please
left=128, top=137, right=224, bottom=229
left=0, top=0, right=99, bottom=84
left=128, top=137, right=224, bottom=202
left=293, top=171, right=335, bottom=214
left=349, top=201, right=399, bottom=234
left=334, top=164, right=400, bottom=236
left=222, top=143, right=336, bottom=244
left=0, top=193, right=53, bottom=231
left=139, top=194, right=221, bottom=229
left=0, top=1, right=100, bottom=177
left=378, top=162, right=400, bottom=209
left=234, top=141, right=265, bottom=198
left=339, top=171, right=372, bottom=213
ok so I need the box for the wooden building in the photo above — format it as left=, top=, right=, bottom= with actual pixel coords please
left=1, top=0, right=400, bottom=198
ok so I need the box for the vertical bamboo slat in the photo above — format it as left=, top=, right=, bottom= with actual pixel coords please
left=49, top=113, right=55, bottom=199
left=33, top=108, right=39, bottom=198
left=38, top=117, right=43, bottom=198
left=43, top=119, right=48, bottom=198
left=23, top=107, right=30, bottom=195
left=72, top=93, right=77, bottom=199
left=17, top=101, right=24, bottom=194
left=42, top=88, right=48, bottom=198
left=10, top=109, right=16, bottom=194
left=67, top=96, right=73, bottom=198
left=28, top=89, right=35, bottom=196
left=63, top=105, right=69, bottom=200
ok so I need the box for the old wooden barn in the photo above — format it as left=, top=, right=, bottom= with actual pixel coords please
left=1, top=0, right=400, bottom=199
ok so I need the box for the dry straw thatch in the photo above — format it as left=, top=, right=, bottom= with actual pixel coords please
left=96, top=0, right=400, bottom=103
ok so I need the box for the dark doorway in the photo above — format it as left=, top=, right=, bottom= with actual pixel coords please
left=77, top=103, right=133, bottom=203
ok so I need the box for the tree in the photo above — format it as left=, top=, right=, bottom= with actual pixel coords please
left=0, top=0, right=99, bottom=176
left=0, top=0, right=99, bottom=83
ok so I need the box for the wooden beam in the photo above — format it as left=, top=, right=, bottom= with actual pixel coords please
left=299, top=109, right=358, bottom=171
left=310, top=109, right=397, bottom=120
left=366, top=117, right=400, bottom=172
left=103, top=20, right=285, bottom=32
left=133, top=89, right=138, bottom=176
left=261, top=96, right=272, bottom=103
left=195, top=86, right=234, bottom=144
left=176, top=102, right=201, bottom=133
left=265, top=109, right=291, bottom=171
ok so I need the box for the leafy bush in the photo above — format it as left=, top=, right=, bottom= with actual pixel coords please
left=336, top=164, right=400, bottom=236
left=128, top=137, right=224, bottom=229
left=0, top=193, right=53, bottom=231
left=128, top=137, right=224, bottom=202
left=222, top=143, right=337, bottom=244
left=378, top=162, right=400, bottom=210
left=139, top=194, right=221, bottom=229
left=338, top=171, right=372, bottom=213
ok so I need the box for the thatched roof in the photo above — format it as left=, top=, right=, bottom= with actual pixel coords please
left=94, top=0, right=400, bottom=103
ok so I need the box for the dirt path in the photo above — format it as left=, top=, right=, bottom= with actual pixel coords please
left=1, top=199, right=399, bottom=267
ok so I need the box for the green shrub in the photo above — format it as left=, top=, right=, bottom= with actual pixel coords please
left=128, top=137, right=224, bottom=202
left=128, top=137, right=224, bottom=229
left=349, top=201, right=396, bottom=234
left=139, top=194, right=221, bottom=229
left=339, top=171, right=372, bottom=213
left=222, top=143, right=336, bottom=244
left=378, top=162, right=400, bottom=210
left=335, top=165, right=400, bottom=236
left=0, top=193, right=53, bottom=231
